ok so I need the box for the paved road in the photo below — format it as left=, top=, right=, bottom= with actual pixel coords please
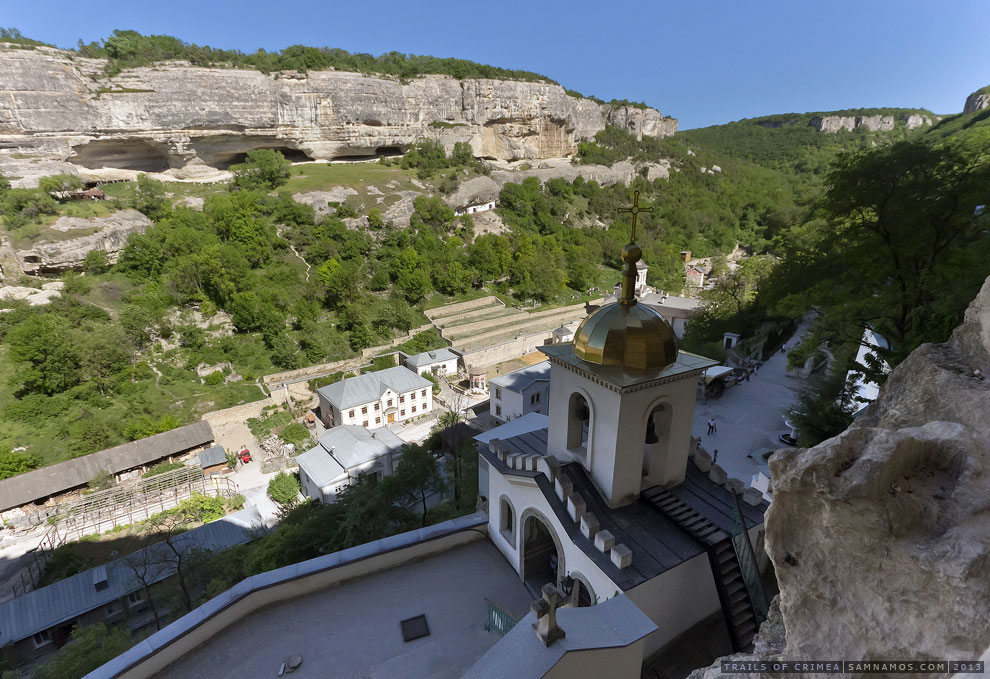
left=691, top=320, right=811, bottom=488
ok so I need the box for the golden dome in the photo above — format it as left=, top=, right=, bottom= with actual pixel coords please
left=573, top=301, right=678, bottom=371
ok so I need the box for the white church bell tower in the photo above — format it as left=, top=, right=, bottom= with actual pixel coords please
left=540, top=192, right=716, bottom=507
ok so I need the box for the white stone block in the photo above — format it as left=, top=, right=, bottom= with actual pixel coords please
left=580, top=513, right=599, bottom=540
left=708, top=464, right=727, bottom=485
left=567, top=494, right=586, bottom=523
left=693, top=448, right=713, bottom=472
left=725, top=478, right=744, bottom=494
left=555, top=475, right=573, bottom=502
left=611, top=543, right=633, bottom=569
left=743, top=487, right=764, bottom=506
left=595, top=529, right=615, bottom=553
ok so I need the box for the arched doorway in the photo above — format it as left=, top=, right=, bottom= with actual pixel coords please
left=521, top=513, right=562, bottom=594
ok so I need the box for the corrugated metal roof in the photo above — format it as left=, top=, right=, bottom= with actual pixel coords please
left=0, top=421, right=215, bottom=511
left=197, top=445, right=227, bottom=468
left=296, top=426, right=405, bottom=489
left=0, top=510, right=254, bottom=645
left=317, top=367, right=431, bottom=411
left=404, top=348, right=458, bottom=369
left=489, top=361, right=550, bottom=393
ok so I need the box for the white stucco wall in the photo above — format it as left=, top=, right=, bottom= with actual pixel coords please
left=414, top=358, right=458, bottom=376
left=486, top=465, right=619, bottom=605
left=625, top=552, right=721, bottom=656
left=545, top=363, right=700, bottom=506
left=336, top=386, right=432, bottom=428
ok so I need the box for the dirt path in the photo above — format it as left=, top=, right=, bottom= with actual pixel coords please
left=277, top=225, right=311, bottom=282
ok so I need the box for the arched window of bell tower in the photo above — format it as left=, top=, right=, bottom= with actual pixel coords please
left=643, top=401, right=673, bottom=479
left=566, top=392, right=592, bottom=461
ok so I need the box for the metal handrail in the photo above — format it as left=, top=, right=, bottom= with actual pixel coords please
left=730, top=490, right=769, bottom=623
left=484, top=598, right=519, bottom=637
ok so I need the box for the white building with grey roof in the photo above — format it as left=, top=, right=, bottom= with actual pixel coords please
left=489, top=361, right=551, bottom=423
left=295, top=426, right=406, bottom=504
left=316, top=366, right=433, bottom=429
left=400, top=347, right=460, bottom=376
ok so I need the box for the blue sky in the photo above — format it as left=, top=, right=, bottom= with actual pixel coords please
left=4, top=0, right=988, bottom=128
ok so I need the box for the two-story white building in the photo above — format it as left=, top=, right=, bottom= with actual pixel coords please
left=316, top=366, right=433, bottom=429
left=489, top=361, right=551, bottom=423
left=401, top=348, right=460, bottom=377
left=296, top=426, right=406, bottom=504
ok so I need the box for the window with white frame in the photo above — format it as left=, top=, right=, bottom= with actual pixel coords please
left=32, top=630, right=53, bottom=648
left=495, top=388, right=501, bottom=400
left=530, top=392, right=541, bottom=405
left=127, top=591, right=145, bottom=606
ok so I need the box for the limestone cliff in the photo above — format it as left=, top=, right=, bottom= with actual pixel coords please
left=809, top=115, right=897, bottom=133
left=690, top=276, right=990, bottom=677
left=0, top=45, right=675, bottom=181
left=964, top=88, right=990, bottom=114
left=16, top=209, right=152, bottom=274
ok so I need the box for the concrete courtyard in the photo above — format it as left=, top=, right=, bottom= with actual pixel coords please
left=691, top=321, right=811, bottom=488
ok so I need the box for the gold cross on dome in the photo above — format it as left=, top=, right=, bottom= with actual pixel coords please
left=617, top=190, right=652, bottom=243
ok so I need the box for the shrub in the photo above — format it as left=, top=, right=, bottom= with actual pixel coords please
left=203, top=370, right=225, bottom=385
left=268, top=471, right=301, bottom=507
left=279, top=422, right=311, bottom=451
left=82, top=250, right=110, bottom=274
left=87, top=470, right=115, bottom=491
left=141, top=461, right=185, bottom=478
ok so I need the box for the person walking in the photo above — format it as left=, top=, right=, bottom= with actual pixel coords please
left=712, top=449, right=719, bottom=464
left=707, top=417, right=717, bottom=435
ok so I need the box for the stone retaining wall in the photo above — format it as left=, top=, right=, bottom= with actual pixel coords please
left=460, top=329, right=556, bottom=368
left=425, top=295, right=501, bottom=320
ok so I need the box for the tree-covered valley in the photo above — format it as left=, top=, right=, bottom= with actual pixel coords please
left=0, top=28, right=988, bottom=473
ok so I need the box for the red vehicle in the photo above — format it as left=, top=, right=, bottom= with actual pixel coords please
left=238, top=448, right=252, bottom=464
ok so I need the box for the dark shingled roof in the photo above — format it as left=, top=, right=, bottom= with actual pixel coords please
left=0, top=421, right=214, bottom=511
left=479, top=426, right=768, bottom=591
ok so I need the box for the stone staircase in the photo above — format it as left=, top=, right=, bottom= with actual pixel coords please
left=640, top=486, right=760, bottom=652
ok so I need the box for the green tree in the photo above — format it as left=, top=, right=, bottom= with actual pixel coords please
left=82, top=249, right=110, bottom=274
left=0, top=445, right=41, bottom=480
left=132, top=174, right=170, bottom=220
left=367, top=208, right=384, bottom=229
left=33, top=624, right=135, bottom=679
left=468, top=234, right=511, bottom=283
left=268, top=471, right=301, bottom=507
left=5, top=315, right=80, bottom=395
left=393, top=443, right=446, bottom=527
left=230, top=149, right=292, bottom=191
left=766, top=136, right=990, bottom=370
left=39, top=173, right=83, bottom=198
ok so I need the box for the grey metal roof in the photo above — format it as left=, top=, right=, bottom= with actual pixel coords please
left=316, top=366, right=431, bottom=411
left=489, top=361, right=550, bottom=393
left=0, top=421, right=215, bottom=511
left=197, top=445, right=227, bottom=468
left=296, top=425, right=405, bottom=489
left=0, top=510, right=255, bottom=645
left=403, top=347, right=459, bottom=369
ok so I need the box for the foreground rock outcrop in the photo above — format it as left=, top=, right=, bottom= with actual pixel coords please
left=16, top=209, right=152, bottom=273
left=692, top=277, right=990, bottom=677
left=0, top=45, right=676, bottom=183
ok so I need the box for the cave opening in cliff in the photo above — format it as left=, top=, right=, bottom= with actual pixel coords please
left=214, top=146, right=313, bottom=169
left=70, top=139, right=170, bottom=172
left=331, top=145, right=407, bottom=162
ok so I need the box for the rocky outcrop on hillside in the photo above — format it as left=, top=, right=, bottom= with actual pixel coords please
left=810, top=115, right=895, bottom=133
left=901, top=113, right=934, bottom=129
left=602, top=105, right=678, bottom=139
left=689, top=276, right=990, bottom=678
left=443, top=159, right=671, bottom=211
left=0, top=46, right=675, bottom=182
left=16, top=209, right=151, bottom=273
left=964, top=89, right=990, bottom=114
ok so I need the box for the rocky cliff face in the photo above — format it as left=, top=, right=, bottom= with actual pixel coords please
left=16, top=209, right=152, bottom=273
left=964, top=89, right=990, bottom=114
left=690, top=278, right=990, bottom=678
left=808, top=113, right=934, bottom=133
left=0, top=45, right=675, bottom=180
left=602, top=105, right=678, bottom=139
